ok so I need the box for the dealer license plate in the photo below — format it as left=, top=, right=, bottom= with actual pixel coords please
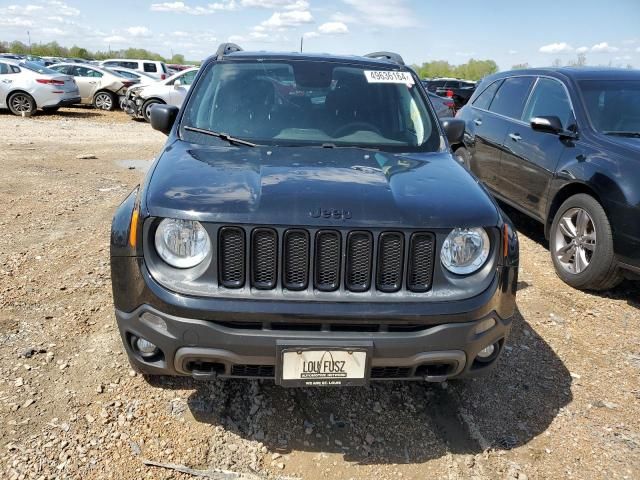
left=279, top=348, right=368, bottom=387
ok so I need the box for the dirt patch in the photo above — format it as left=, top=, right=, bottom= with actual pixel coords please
left=0, top=113, right=638, bottom=480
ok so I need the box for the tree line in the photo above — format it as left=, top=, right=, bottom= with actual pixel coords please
left=413, top=59, right=499, bottom=81
left=0, top=40, right=188, bottom=64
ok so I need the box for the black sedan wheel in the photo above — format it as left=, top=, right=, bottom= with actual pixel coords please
left=550, top=194, right=622, bottom=291
left=93, top=91, right=116, bottom=111
left=8, top=92, right=36, bottom=117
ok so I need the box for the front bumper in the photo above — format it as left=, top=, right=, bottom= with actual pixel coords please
left=117, top=305, right=512, bottom=382
left=112, top=255, right=518, bottom=383
left=123, top=91, right=144, bottom=118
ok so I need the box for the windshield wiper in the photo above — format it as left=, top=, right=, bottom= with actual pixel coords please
left=183, top=126, right=258, bottom=147
left=603, top=131, right=640, bottom=138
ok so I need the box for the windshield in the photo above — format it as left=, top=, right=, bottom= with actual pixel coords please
left=181, top=60, right=440, bottom=151
left=580, top=80, right=640, bottom=134
left=19, top=61, right=60, bottom=75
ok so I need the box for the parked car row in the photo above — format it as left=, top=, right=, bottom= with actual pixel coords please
left=0, top=55, right=200, bottom=116
left=453, top=67, right=640, bottom=290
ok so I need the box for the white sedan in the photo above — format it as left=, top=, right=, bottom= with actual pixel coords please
left=123, top=67, right=198, bottom=122
left=0, top=59, right=80, bottom=116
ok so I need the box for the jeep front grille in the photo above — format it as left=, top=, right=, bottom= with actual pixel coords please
left=216, top=226, right=435, bottom=294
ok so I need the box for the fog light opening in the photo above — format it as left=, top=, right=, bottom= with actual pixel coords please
left=477, top=344, right=495, bottom=359
left=131, top=335, right=159, bottom=359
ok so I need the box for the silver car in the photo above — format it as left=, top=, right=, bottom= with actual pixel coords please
left=124, top=67, right=198, bottom=122
left=0, top=59, right=80, bottom=116
left=49, top=63, right=135, bottom=111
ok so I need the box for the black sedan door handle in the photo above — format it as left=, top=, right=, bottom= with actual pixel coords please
left=474, top=118, right=482, bottom=126
left=509, top=133, right=522, bottom=141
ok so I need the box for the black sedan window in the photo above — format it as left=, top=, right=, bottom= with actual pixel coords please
left=489, top=76, right=534, bottom=119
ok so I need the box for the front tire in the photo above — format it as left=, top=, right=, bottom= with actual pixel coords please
left=549, top=194, right=622, bottom=291
left=8, top=92, right=36, bottom=117
left=453, top=146, right=471, bottom=170
left=142, top=99, right=163, bottom=123
left=93, top=91, right=116, bottom=111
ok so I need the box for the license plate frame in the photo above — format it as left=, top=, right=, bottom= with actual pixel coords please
left=276, top=340, right=373, bottom=387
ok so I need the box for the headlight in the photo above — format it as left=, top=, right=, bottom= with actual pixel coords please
left=440, top=227, right=490, bottom=275
left=154, top=218, right=211, bottom=269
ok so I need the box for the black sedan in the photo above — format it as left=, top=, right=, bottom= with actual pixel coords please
left=454, top=67, right=640, bottom=290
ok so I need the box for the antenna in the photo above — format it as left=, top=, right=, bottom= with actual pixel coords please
left=300, top=36, right=303, bottom=53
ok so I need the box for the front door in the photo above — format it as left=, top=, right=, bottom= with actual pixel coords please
left=71, top=66, right=104, bottom=103
left=499, top=77, right=575, bottom=219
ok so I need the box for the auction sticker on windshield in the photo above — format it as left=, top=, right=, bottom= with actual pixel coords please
left=277, top=343, right=371, bottom=387
left=364, top=70, right=415, bottom=86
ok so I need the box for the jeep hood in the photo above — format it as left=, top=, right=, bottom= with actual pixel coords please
left=144, top=141, right=500, bottom=228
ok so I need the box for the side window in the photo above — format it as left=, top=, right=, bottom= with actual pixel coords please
left=489, top=76, right=534, bottom=119
left=103, top=61, right=117, bottom=67
left=522, top=78, right=574, bottom=129
left=181, top=70, right=197, bottom=85
left=0, top=63, right=8, bottom=75
left=51, top=65, right=69, bottom=74
left=161, top=63, right=168, bottom=74
left=143, top=62, right=157, bottom=73
left=10, top=65, right=21, bottom=73
left=74, top=67, right=103, bottom=78
left=123, top=61, right=138, bottom=69
left=472, top=79, right=503, bottom=110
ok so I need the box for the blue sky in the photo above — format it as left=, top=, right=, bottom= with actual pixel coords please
left=1, top=0, right=639, bottom=69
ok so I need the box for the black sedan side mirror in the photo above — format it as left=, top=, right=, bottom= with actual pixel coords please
left=531, top=115, right=563, bottom=134
left=150, top=104, right=179, bottom=135
left=440, top=118, right=465, bottom=144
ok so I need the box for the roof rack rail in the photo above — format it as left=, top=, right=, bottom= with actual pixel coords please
left=364, top=51, right=405, bottom=66
left=215, top=42, right=243, bottom=60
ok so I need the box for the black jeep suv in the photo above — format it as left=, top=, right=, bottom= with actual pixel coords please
left=110, top=44, right=519, bottom=387
left=454, top=67, right=640, bottom=291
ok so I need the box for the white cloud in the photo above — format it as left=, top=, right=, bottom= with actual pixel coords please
left=508, top=49, right=518, bottom=55
left=539, top=42, right=574, bottom=54
left=591, top=42, right=619, bottom=53
left=317, top=22, right=349, bottom=35
left=303, top=31, right=320, bottom=39
left=46, top=0, right=79, bottom=16
left=341, top=0, right=417, bottom=28
left=172, top=31, right=190, bottom=37
left=240, top=0, right=309, bottom=9
left=104, top=35, right=127, bottom=43
left=259, top=9, right=313, bottom=30
left=126, top=26, right=152, bottom=37
left=150, top=1, right=235, bottom=15
left=576, top=46, right=589, bottom=54
left=637, top=46, right=640, bottom=53
left=614, top=55, right=632, bottom=61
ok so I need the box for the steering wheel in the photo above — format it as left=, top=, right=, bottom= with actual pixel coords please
left=333, top=121, right=382, bottom=138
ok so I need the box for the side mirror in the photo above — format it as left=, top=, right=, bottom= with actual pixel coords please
left=173, top=79, right=182, bottom=88
left=530, top=115, right=563, bottom=134
left=150, top=104, right=179, bottom=135
left=440, top=118, right=465, bottom=144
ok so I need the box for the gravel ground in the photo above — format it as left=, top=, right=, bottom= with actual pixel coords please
left=0, top=107, right=639, bottom=480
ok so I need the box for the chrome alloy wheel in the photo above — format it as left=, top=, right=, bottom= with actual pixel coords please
left=10, top=94, right=32, bottom=112
left=554, top=207, right=597, bottom=274
left=94, top=93, right=113, bottom=110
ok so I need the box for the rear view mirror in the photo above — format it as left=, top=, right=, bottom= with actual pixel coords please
left=150, top=104, right=179, bottom=135
left=531, top=115, right=563, bottom=134
left=440, top=118, right=465, bottom=144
